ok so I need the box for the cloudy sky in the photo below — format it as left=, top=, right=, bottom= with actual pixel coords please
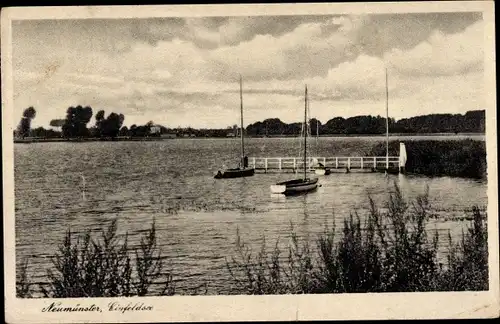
left=12, top=12, right=484, bottom=129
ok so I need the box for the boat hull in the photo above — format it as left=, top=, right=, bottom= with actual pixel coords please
left=214, top=168, right=255, bottom=179
left=270, top=178, right=319, bottom=195
left=314, top=168, right=331, bottom=175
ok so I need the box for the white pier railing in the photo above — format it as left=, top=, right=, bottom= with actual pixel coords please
left=248, top=142, right=408, bottom=174
left=248, top=156, right=401, bottom=172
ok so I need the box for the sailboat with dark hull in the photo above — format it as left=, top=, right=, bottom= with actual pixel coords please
left=214, top=76, right=255, bottom=179
left=270, top=85, right=319, bottom=195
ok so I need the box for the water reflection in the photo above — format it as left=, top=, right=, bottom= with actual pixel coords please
left=398, top=172, right=411, bottom=193
left=298, top=195, right=311, bottom=243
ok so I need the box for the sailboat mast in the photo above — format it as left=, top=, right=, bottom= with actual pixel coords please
left=385, top=67, right=389, bottom=169
left=240, top=75, right=245, bottom=166
left=304, top=85, right=308, bottom=180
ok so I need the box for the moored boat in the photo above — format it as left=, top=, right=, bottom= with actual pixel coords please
left=270, top=85, right=318, bottom=195
left=215, top=75, right=255, bottom=179
left=215, top=165, right=255, bottom=179
left=314, top=166, right=331, bottom=175
left=312, top=158, right=331, bottom=175
left=270, top=178, right=318, bottom=195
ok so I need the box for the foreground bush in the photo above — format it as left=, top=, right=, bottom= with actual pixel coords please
left=226, top=184, right=488, bottom=294
left=17, top=220, right=175, bottom=298
left=369, top=139, right=486, bottom=179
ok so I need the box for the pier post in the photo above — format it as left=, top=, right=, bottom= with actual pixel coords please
left=335, top=157, right=338, bottom=169
left=252, top=157, right=256, bottom=169
left=373, top=157, right=376, bottom=169
left=347, top=157, right=351, bottom=170
left=360, top=157, right=364, bottom=169
left=399, top=142, right=407, bottom=174
left=265, top=158, right=268, bottom=173
left=293, top=158, right=296, bottom=171
left=278, top=158, right=282, bottom=171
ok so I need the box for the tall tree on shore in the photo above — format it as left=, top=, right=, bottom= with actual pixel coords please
left=94, top=110, right=125, bottom=138
left=95, top=110, right=106, bottom=135
left=17, top=107, right=36, bottom=138
left=119, top=126, right=129, bottom=137
left=62, top=106, right=93, bottom=138
left=103, top=112, right=125, bottom=138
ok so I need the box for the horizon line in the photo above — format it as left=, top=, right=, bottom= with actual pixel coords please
left=31, top=108, right=485, bottom=130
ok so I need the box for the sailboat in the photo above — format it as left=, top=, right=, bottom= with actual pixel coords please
left=270, top=85, right=319, bottom=195
left=313, top=118, right=331, bottom=175
left=214, top=76, right=255, bottom=179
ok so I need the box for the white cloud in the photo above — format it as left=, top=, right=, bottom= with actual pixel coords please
left=210, top=19, right=352, bottom=81
left=64, top=72, right=125, bottom=87
left=316, top=54, right=387, bottom=99
left=181, top=18, right=222, bottom=47
left=125, top=39, right=209, bottom=83
left=386, top=20, right=483, bottom=76
left=329, top=15, right=366, bottom=34
left=152, top=69, right=172, bottom=80
left=218, top=19, right=246, bottom=45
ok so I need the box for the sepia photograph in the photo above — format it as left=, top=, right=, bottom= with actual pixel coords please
left=2, top=1, right=499, bottom=323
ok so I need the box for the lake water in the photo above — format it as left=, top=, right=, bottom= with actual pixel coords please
left=14, top=137, right=487, bottom=295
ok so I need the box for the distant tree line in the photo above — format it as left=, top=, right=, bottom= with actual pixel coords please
left=246, top=110, right=485, bottom=136
left=14, top=107, right=485, bottom=140
left=14, top=104, right=240, bottom=139
left=15, top=105, right=149, bottom=140
left=392, top=110, right=485, bottom=134
left=247, top=115, right=398, bottom=136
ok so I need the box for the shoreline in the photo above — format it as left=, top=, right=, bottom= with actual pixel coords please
left=14, top=132, right=485, bottom=143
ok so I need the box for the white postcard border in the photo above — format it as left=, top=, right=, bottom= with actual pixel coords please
left=2, top=2, right=499, bottom=323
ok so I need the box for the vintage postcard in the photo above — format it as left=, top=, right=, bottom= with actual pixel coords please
left=2, top=1, right=499, bottom=323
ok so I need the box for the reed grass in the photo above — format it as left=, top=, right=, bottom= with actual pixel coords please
left=434, top=206, right=489, bottom=291
left=18, top=220, right=175, bottom=298
left=369, top=139, right=486, bottom=179
left=226, top=183, right=488, bottom=294
left=16, top=258, right=32, bottom=298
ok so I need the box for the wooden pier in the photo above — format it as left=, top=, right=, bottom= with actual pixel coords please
left=249, top=143, right=408, bottom=174
left=248, top=156, right=402, bottom=173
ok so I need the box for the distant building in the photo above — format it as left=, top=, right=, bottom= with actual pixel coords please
left=227, top=125, right=239, bottom=137
left=161, top=133, right=177, bottom=139
left=150, top=125, right=161, bottom=135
